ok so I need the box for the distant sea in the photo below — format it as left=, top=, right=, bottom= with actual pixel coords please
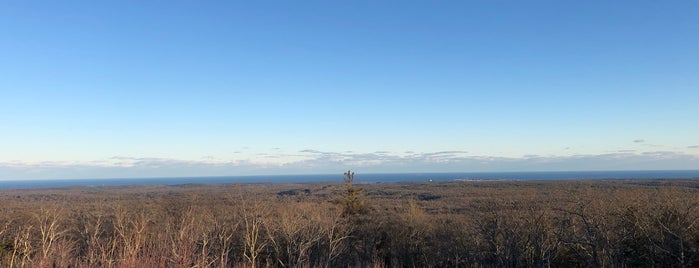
left=1, top=170, right=699, bottom=189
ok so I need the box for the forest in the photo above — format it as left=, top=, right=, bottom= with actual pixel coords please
left=0, top=175, right=697, bottom=267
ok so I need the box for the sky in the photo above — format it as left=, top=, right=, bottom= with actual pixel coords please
left=1, top=1, right=698, bottom=180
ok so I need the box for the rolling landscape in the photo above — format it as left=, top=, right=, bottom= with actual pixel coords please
left=1, top=173, right=698, bottom=267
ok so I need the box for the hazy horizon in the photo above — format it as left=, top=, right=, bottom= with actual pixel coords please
left=2, top=1, right=698, bottom=180
left=3, top=170, right=699, bottom=188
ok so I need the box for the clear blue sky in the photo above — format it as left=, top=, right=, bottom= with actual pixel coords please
left=2, top=1, right=698, bottom=179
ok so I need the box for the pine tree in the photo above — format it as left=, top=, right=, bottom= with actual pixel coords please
left=341, top=170, right=366, bottom=216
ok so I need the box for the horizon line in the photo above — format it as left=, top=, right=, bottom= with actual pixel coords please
left=2, top=169, right=699, bottom=181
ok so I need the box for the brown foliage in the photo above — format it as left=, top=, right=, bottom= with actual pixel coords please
left=0, top=179, right=697, bottom=267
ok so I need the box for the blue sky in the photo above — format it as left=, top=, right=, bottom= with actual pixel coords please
left=1, top=1, right=698, bottom=179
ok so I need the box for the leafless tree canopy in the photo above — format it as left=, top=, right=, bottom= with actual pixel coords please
left=0, top=178, right=698, bottom=267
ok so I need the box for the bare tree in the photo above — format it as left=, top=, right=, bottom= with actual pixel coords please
left=269, top=201, right=325, bottom=267
left=211, top=206, right=238, bottom=268
left=36, top=207, right=66, bottom=264
left=10, top=225, right=33, bottom=268
left=113, top=205, right=151, bottom=267
left=319, top=205, right=351, bottom=266
left=75, top=209, right=117, bottom=267
left=240, top=195, right=271, bottom=267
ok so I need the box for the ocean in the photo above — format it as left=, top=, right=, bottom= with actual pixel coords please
left=1, top=170, right=698, bottom=189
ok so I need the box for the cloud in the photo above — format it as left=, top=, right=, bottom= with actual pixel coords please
left=2, top=150, right=698, bottom=180
left=422, top=150, right=469, bottom=156
left=271, top=149, right=698, bottom=173
left=0, top=156, right=272, bottom=180
left=299, top=149, right=323, bottom=154
left=633, top=139, right=645, bottom=143
left=688, top=145, right=699, bottom=149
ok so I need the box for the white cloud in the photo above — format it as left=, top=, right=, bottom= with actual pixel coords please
left=1, top=150, right=698, bottom=180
